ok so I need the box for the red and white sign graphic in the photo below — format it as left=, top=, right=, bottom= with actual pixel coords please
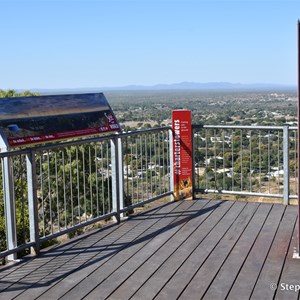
left=172, top=110, right=193, bottom=200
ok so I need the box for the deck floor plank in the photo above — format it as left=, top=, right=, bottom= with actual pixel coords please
left=131, top=201, right=252, bottom=300
left=250, top=205, right=298, bottom=300
left=0, top=231, right=98, bottom=297
left=17, top=205, right=169, bottom=300
left=59, top=200, right=193, bottom=300
left=0, top=199, right=298, bottom=300
left=0, top=223, right=126, bottom=300
left=273, top=223, right=300, bottom=300
left=200, top=203, right=275, bottom=299
left=178, top=203, right=281, bottom=300
left=109, top=200, right=234, bottom=300
left=226, top=204, right=286, bottom=300
left=0, top=202, right=178, bottom=300
left=83, top=199, right=212, bottom=300
left=156, top=202, right=261, bottom=300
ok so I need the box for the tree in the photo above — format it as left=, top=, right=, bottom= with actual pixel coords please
left=0, top=89, right=39, bottom=98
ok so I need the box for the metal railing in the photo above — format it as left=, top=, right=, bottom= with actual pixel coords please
left=0, top=127, right=173, bottom=260
left=1, top=124, right=298, bottom=261
left=193, top=125, right=298, bottom=204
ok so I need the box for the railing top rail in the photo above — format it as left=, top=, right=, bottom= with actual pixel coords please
left=193, top=124, right=296, bottom=130
left=1, top=124, right=296, bottom=158
left=118, top=126, right=171, bottom=138
left=0, top=148, right=31, bottom=158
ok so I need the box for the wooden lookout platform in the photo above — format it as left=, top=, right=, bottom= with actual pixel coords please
left=0, top=199, right=299, bottom=300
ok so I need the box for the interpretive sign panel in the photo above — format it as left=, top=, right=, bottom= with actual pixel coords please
left=172, top=110, right=193, bottom=200
left=0, top=93, right=121, bottom=148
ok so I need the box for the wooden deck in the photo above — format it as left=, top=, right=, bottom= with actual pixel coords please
left=0, top=199, right=299, bottom=300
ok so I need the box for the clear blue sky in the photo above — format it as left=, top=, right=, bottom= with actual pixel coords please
left=0, top=0, right=299, bottom=89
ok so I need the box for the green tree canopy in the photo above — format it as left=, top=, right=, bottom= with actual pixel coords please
left=0, top=89, right=39, bottom=98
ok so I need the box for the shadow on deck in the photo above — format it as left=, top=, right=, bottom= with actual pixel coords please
left=0, top=199, right=299, bottom=300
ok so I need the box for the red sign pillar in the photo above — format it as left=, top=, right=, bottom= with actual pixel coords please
left=172, top=110, right=193, bottom=200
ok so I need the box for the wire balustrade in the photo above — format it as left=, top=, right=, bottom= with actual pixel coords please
left=0, top=124, right=298, bottom=260
left=0, top=127, right=173, bottom=260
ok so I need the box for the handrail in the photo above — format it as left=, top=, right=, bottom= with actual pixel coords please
left=193, top=124, right=297, bottom=130
left=0, top=124, right=298, bottom=261
left=193, top=124, right=298, bottom=204
left=0, top=126, right=173, bottom=260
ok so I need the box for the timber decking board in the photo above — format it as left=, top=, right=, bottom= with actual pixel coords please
left=201, top=203, right=273, bottom=299
left=272, top=221, right=299, bottom=300
left=155, top=201, right=260, bottom=300
left=0, top=199, right=298, bottom=300
left=0, top=200, right=180, bottom=300
left=82, top=199, right=213, bottom=300
left=131, top=201, right=251, bottom=300
left=109, top=200, right=234, bottom=300
left=227, top=204, right=286, bottom=300
left=174, top=202, right=263, bottom=300
left=59, top=200, right=195, bottom=300
left=250, top=205, right=299, bottom=300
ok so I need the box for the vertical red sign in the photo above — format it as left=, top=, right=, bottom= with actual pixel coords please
left=172, top=110, right=193, bottom=200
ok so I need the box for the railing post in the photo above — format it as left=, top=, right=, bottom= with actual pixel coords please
left=283, top=126, right=290, bottom=205
left=169, top=128, right=174, bottom=201
left=2, top=156, right=17, bottom=261
left=117, top=137, right=124, bottom=216
left=111, top=135, right=123, bottom=222
left=26, top=150, right=40, bottom=255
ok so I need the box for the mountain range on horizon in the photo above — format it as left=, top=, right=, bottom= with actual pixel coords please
left=20, top=81, right=296, bottom=94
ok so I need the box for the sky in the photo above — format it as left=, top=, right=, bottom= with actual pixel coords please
left=0, top=0, right=299, bottom=89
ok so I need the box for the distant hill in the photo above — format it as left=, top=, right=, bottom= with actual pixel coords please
left=21, top=82, right=296, bottom=94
